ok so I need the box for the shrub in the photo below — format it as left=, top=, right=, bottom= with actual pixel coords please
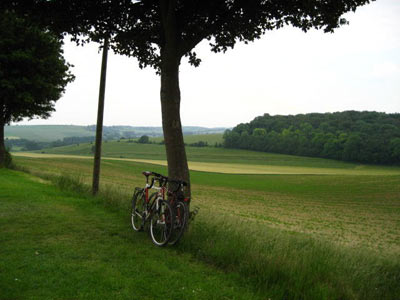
left=4, top=150, right=14, bottom=168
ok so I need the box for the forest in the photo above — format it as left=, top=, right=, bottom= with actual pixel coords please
left=223, top=111, right=400, bottom=164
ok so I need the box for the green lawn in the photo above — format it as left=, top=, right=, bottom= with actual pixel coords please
left=0, top=168, right=264, bottom=300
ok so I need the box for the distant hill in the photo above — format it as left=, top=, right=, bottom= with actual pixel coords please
left=5, top=125, right=94, bottom=142
left=223, top=111, right=400, bottom=164
left=5, top=125, right=228, bottom=142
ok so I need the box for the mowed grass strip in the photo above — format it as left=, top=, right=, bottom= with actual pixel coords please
left=0, top=169, right=264, bottom=300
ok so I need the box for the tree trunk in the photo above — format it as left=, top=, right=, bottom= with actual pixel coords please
left=0, top=113, right=5, bottom=168
left=92, top=38, right=109, bottom=195
left=160, top=51, right=191, bottom=197
left=159, top=0, right=191, bottom=197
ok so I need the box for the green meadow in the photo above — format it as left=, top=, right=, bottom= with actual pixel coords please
left=5, top=125, right=95, bottom=142
left=36, top=138, right=400, bottom=170
left=0, top=169, right=262, bottom=299
left=149, top=133, right=224, bottom=145
left=4, top=142, right=400, bottom=299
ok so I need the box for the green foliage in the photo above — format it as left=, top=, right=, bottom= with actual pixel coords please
left=0, top=11, right=74, bottom=167
left=2, top=0, right=373, bottom=70
left=137, top=135, right=150, bottom=144
left=187, top=141, right=208, bottom=147
left=0, top=11, right=74, bottom=125
left=4, top=150, right=13, bottom=168
left=223, top=111, right=400, bottom=164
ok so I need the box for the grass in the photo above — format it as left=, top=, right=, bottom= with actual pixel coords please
left=149, top=133, right=223, bottom=145
left=2, top=165, right=399, bottom=299
left=12, top=155, right=400, bottom=255
left=31, top=140, right=400, bottom=173
left=16, top=152, right=400, bottom=175
left=181, top=213, right=400, bottom=300
left=5, top=145, right=400, bottom=299
left=0, top=168, right=264, bottom=300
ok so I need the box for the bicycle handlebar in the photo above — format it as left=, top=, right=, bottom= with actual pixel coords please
left=142, top=171, right=187, bottom=191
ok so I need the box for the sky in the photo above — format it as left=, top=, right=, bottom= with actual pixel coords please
left=19, top=0, right=400, bottom=128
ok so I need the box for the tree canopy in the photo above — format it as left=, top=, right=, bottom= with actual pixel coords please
left=0, top=11, right=74, bottom=166
left=223, top=111, right=400, bottom=164
left=1, top=0, right=375, bottom=184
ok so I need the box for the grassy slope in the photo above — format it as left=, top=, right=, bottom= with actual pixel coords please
left=37, top=139, right=400, bottom=171
left=13, top=155, right=400, bottom=256
left=7, top=159, right=400, bottom=299
left=5, top=125, right=94, bottom=142
left=0, top=168, right=263, bottom=300
left=149, top=133, right=223, bottom=144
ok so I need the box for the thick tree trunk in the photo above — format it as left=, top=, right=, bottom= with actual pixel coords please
left=160, top=52, right=191, bottom=197
left=0, top=114, right=5, bottom=168
left=92, top=38, right=109, bottom=195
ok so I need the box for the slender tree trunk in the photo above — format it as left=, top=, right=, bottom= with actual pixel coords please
left=92, top=38, right=109, bottom=195
left=160, top=53, right=191, bottom=197
left=0, top=114, right=5, bottom=168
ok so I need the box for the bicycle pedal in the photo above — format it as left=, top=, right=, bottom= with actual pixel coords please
left=189, top=206, right=200, bottom=221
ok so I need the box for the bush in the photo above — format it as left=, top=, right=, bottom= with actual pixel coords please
left=137, top=135, right=150, bottom=144
left=4, top=150, right=14, bottom=168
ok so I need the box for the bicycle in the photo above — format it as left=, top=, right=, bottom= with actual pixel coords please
left=131, top=171, right=174, bottom=246
left=166, top=178, right=190, bottom=245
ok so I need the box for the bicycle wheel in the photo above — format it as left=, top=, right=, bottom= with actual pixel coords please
left=131, top=189, right=146, bottom=231
left=149, top=200, right=173, bottom=246
left=169, top=201, right=189, bottom=245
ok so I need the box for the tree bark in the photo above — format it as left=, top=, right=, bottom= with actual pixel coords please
left=92, top=38, right=109, bottom=195
left=160, top=52, right=191, bottom=197
left=159, top=0, right=191, bottom=197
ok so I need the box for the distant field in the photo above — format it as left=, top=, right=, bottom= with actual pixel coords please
left=5, top=125, right=225, bottom=142
left=32, top=139, right=400, bottom=174
left=12, top=152, right=400, bottom=257
left=5, top=125, right=94, bottom=142
left=14, top=153, right=400, bottom=176
left=10, top=144, right=400, bottom=299
left=150, top=133, right=223, bottom=145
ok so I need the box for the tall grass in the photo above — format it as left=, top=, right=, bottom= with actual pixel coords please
left=179, top=213, right=400, bottom=300
left=14, top=166, right=132, bottom=211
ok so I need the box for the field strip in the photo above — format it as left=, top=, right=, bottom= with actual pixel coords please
left=13, top=152, right=400, bottom=175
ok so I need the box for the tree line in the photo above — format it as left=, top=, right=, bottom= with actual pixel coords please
left=223, top=111, right=400, bottom=164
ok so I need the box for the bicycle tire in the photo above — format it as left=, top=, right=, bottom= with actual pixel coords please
left=149, top=199, right=173, bottom=246
left=168, top=200, right=189, bottom=246
left=131, top=189, right=146, bottom=231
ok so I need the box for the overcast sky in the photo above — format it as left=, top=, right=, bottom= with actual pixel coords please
left=19, top=0, right=400, bottom=128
